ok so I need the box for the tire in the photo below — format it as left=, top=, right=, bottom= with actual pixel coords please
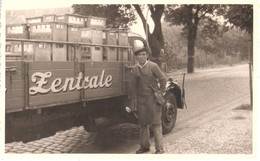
left=162, top=92, right=178, bottom=134
left=83, top=113, right=96, bottom=132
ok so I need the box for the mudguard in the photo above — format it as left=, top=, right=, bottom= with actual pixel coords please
left=164, top=77, right=186, bottom=109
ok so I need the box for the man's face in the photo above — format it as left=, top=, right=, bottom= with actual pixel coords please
left=136, top=51, right=147, bottom=65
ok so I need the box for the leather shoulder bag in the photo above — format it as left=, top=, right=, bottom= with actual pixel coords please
left=138, top=66, right=165, bottom=106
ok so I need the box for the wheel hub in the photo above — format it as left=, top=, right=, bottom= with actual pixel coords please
left=165, top=103, right=175, bottom=122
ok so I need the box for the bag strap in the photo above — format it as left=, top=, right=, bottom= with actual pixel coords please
left=138, top=66, right=157, bottom=92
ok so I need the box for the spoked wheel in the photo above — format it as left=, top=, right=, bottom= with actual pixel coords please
left=162, top=92, right=178, bottom=134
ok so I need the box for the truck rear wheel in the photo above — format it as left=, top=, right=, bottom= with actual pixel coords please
left=83, top=112, right=96, bottom=132
left=162, top=92, right=177, bottom=134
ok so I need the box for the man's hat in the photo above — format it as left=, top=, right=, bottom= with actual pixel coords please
left=134, top=47, right=148, bottom=55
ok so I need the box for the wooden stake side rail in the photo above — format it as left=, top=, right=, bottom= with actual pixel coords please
left=6, top=38, right=132, bottom=49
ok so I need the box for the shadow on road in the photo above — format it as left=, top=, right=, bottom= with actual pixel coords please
left=72, top=123, right=140, bottom=153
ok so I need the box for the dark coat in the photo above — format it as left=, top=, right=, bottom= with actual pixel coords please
left=131, top=61, right=166, bottom=125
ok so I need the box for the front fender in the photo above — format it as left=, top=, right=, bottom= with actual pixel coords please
left=165, top=78, right=184, bottom=109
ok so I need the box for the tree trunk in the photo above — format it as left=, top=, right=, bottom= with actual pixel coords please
left=186, top=5, right=200, bottom=73
left=148, top=34, right=162, bottom=68
left=133, top=5, right=164, bottom=69
left=187, top=32, right=195, bottom=73
left=149, top=5, right=165, bottom=69
left=187, top=5, right=195, bottom=73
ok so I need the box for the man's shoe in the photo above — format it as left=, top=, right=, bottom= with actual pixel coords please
left=154, top=150, right=164, bottom=154
left=136, top=147, right=150, bottom=154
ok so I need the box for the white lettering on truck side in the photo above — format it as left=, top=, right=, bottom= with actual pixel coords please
left=29, top=70, right=113, bottom=95
left=30, top=72, right=52, bottom=95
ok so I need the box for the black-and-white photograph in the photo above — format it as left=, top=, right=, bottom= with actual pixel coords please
left=1, top=0, right=258, bottom=158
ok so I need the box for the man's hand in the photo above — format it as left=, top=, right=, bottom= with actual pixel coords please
left=128, top=98, right=137, bottom=111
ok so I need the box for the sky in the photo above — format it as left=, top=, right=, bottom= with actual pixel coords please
left=4, top=0, right=88, bottom=10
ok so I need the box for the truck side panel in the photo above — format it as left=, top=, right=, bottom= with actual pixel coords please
left=83, top=62, right=123, bottom=100
left=6, top=62, right=25, bottom=112
left=6, top=61, right=132, bottom=113
left=28, top=62, right=80, bottom=108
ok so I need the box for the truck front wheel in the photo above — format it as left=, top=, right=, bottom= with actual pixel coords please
left=162, top=92, right=178, bottom=134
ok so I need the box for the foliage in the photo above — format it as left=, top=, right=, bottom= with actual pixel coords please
left=218, top=27, right=249, bottom=60
left=223, top=4, right=253, bottom=66
left=224, top=5, right=253, bottom=35
left=196, top=18, right=223, bottom=55
left=162, top=22, right=249, bottom=71
left=164, top=5, right=222, bottom=73
left=164, top=5, right=221, bottom=33
left=162, top=22, right=186, bottom=69
left=72, top=4, right=136, bottom=28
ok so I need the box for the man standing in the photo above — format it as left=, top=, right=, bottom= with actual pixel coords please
left=130, top=47, right=166, bottom=154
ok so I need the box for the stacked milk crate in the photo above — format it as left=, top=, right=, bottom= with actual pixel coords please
left=6, top=13, right=130, bottom=62
left=6, top=23, right=32, bottom=60
left=79, top=16, right=106, bottom=61
left=27, top=14, right=68, bottom=61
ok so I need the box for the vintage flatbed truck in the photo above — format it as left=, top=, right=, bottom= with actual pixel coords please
left=5, top=15, right=184, bottom=143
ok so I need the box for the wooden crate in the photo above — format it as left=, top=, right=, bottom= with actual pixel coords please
left=67, top=45, right=81, bottom=61
left=118, top=48, right=129, bottom=62
left=26, top=16, right=43, bottom=24
left=5, top=41, right=34, bottom=61
left=42, top=14, right=56, bottom=23
left=67, top=25, right=81, bottom=42
left=52, top=43, right=67, bottom=61
left=34, top=43, right=51, bottom=61
left=118, top=30, right=129, bottom=46
left=6, top=24, right=29, bottom=39
left=55, top=14, right=86, bottom=27
left=29, top=22, right=67, bottom=41
left=103, top=30, right=118, bottom=61
left=80, top=46, right=103, bottom=62
left=80, top=28, right=103, bottom=44
left=85, top=16, right=106, bottom=29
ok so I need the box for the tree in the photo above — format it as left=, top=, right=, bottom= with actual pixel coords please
left=223, top=5, right=253, bottom=61
left=133, top=5, right=165, bottom=67
left=196, top=18, right=222, bottom=55
left=72, top=4, right=136, bottom=28
left=224, top=5, right=253, bottom=35
left=162, top=23, right=186, bottom=69
left=164, top=5, right=221, bottom=73
left=223, top=5, right=253, bottom=107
